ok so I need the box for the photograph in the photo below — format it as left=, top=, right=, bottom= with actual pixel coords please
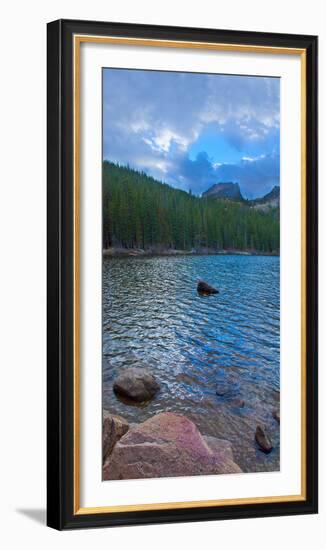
left=101, top=68, right=281, bottom=481
left=46, top=19, right=317, bottom=530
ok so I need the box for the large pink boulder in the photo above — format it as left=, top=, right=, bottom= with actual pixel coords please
left=103, top=412, right=242, bottom=480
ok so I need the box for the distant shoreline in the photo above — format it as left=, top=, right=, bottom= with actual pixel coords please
left=103, top=247, right=280, bottom=258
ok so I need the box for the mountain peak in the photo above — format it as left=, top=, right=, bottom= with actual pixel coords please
left=253, top=185, right=280, bottom=205
left=202, top=182, right=243, bottom=201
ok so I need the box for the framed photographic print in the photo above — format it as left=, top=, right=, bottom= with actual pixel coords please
left=47, top=19, right=318, bottom=530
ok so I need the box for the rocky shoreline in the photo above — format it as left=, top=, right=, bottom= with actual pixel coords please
left=103, top=367, right=280, bottom=480
left=103, top=411, right=242, bottom=480
left=103, top=247, right=279, bottom=258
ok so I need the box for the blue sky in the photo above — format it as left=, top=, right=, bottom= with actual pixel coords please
left=103, top=69, right=280, bottom=199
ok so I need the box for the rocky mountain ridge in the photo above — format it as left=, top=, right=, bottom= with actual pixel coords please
left=202, top=182, right=243, bottom=201
left=202, top=182, right=280, bottom=210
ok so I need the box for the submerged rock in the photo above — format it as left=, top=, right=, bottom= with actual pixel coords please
left=103, top=412, right=242, bottom=480
left=255, top=425, right=273, bottom=453
left=216, top=380, right=240, bottom=398
left=230, top=398, right=245, bottom=408
left=102, top=410, right=129, bottom=462
left=272, top=409, right=280, bottom=423
left=197, top=280, right=219, bottom=294
left=113, top=367, right=160, bottom=403
left=272, top=388, right=280, bottom=401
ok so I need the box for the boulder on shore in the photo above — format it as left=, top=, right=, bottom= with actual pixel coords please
left=102, top=410, right=129, bottom=463
left=197, top=280, right=219, bottom=294
left=202, top=435, right=234, bottom=461
left=103, top=412, right=242, bottom=480
left=113, top=367, right=160, bottom=403
left=255, top=425, right=273, bottom=453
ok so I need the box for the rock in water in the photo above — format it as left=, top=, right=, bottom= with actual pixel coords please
left=113, top=367, right=160, bottom=403
left=255, top=425, right=273, bottom=453
left=230, top=398, right=245, bottom=408
left=103, top=412, right=242, bottom=480
left=102, top=410, right=129, bottom=463
left=272, top=409, right=280, bottom=423
left=197, top=280, right=219, bottom=294
left=216, top=379, right=240, bottom=398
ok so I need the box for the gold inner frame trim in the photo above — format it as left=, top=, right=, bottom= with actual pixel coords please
left=73, top=34, right=307, bottom=515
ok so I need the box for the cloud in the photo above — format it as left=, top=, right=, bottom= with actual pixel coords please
left=214, top=154, right=280, bottom=198
left=161, top=151, right=280, bottom=198
left=103, top=69, right=280, bottom=198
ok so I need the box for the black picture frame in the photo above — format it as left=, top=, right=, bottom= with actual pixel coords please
left=47, top=18, right=318, bottom=530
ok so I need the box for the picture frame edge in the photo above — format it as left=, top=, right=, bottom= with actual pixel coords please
left=46, top=19, right=318, bottom=531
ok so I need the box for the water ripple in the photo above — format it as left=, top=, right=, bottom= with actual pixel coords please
left=103, top=255, right=280, bottom=473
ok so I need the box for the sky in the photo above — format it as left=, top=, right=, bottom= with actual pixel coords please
left=103, top=69, right=280, bottom=199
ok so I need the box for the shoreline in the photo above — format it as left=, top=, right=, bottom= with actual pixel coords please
left=103, top=247, right=280, bottom=258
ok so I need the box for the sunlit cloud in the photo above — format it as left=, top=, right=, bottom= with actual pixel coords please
left=103, top=69, right=280, bottom=198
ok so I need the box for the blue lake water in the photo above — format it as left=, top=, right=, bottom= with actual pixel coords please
left=102, top=255, right=280, bottom=473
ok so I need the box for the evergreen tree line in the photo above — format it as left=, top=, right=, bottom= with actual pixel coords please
left=103, top=161, right=280, bottom=253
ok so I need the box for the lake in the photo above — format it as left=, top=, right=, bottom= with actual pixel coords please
left=102, top=254, right=280, bottom=473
